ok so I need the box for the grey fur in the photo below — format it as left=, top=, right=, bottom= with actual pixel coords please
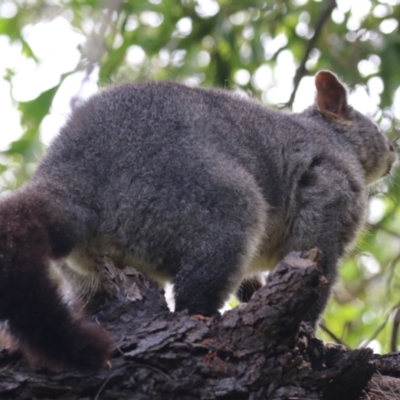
left=26, top=71, right=397, bottom=322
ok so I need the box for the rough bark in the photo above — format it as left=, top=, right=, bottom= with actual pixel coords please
left=0, top=250, right=399, bottom=400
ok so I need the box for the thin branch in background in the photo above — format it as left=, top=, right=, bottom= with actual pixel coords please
left=70, top=0, right=124, bottom=111
left=371, top=224, right=400, bottom=240
left=366, top=219, right=400, bottom=302
left=362, top=318, right=389, bottom=349
left=319, top=323, right=348, bottom=347
left=390, top=306, right=400, bottom=352
left=285, top=0, right=337, bottom=109
left=362, top=300, right=400, bottom=349
left=385, top=252, right=400, bottom=302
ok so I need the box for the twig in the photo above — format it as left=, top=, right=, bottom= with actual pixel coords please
left=386, top=253, right=400, bottom=301
left=70, top=0, right=124, bottom=111
left=285, top=0, right=337, bottom=108
left=370, top=224, right=400, bottom=240
left=319, top=322, right=347, bottom=346
left=363, top=300, right=400, bottom=349
left=390, top=306, right=400, bottom=352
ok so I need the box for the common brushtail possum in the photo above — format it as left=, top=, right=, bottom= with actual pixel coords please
left=0, top=71, right=396, bottom=371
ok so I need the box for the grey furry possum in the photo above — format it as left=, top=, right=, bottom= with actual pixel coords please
left=0, top=70, right=396, bottom=371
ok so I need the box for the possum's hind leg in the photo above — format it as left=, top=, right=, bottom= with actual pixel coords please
left=172, top=193, right=266, bottom=316
left=174, top=238, right=242, bottom=314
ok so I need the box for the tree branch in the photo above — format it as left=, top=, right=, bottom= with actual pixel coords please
left=286, top=0, right=337, bottom=108
left=0, top=250, right=397, bottom=399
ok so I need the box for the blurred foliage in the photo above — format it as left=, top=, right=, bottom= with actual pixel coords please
left=1, top=0, right=400, bottom=353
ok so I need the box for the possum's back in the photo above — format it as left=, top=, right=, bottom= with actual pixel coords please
left=33, top=82, right=283, bottom=211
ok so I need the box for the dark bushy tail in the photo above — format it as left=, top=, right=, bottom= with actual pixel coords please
left=0, top=190, right=112, bottom=371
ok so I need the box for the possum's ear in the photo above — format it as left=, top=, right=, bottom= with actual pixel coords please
left=315, top=70, right=349, bottom=119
